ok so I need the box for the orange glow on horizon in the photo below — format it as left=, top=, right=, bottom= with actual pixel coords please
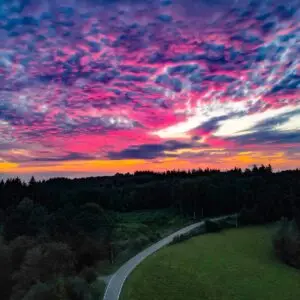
left=1, top=153, right=299, bottom=177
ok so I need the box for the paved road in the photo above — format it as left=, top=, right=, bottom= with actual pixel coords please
left=102, top=215, right=235, bottom=300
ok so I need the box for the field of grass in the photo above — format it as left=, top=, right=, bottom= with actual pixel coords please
left=121, top=225, right=300, bottom=300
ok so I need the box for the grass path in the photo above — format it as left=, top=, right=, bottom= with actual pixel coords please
left=121, top=225, right=300, bottom=300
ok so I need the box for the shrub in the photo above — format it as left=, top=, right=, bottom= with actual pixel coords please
left=273, top=218, right=300, bottom=269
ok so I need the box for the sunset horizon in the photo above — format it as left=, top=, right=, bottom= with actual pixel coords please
left=1, top=0, right=299, bottom=180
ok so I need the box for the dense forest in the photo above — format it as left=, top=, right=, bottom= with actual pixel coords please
left=0, top=165, right=300, bottom=299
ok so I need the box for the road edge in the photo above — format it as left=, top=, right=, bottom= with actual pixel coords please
left=103, top=214, right=236, bottom=300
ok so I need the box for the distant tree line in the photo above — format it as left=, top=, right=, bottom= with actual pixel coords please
left=0, top=164, right=300, bottom=299
left=2, top=164, right=299, bottom=221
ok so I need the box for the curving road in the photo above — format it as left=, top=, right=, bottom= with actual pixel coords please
left=102, top=214, right=235, bottom=300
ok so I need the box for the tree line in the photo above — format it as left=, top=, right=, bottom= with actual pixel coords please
left=2, top=164, right=299, bottom=221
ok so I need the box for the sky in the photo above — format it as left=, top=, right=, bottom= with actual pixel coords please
left=0, top=0, right=300, bottom=180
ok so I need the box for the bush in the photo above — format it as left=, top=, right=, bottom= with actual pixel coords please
left=205, top=220, right=222, bottom=233
left=273, top=218, right=300, bottom=269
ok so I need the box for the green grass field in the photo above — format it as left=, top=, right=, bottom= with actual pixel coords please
left=121, top=225, right=300, bottom=300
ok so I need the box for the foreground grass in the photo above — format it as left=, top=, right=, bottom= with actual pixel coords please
left=121, top=225, right=300, bottom=300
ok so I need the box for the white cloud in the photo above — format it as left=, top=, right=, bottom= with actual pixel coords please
left=275, top=115, right=300, bottom=131
left=154, top=99, right=247, bottom=139
left=214, top=105, right=300, bottom=137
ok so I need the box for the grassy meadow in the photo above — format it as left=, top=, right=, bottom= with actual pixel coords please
left=121, top=225, right=300, bottom=300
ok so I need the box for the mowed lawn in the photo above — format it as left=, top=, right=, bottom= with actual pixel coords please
left=121, top=226, right=300, bottom=300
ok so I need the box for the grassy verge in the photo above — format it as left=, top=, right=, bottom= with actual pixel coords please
left=121, top=225, right=300, bottom=300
